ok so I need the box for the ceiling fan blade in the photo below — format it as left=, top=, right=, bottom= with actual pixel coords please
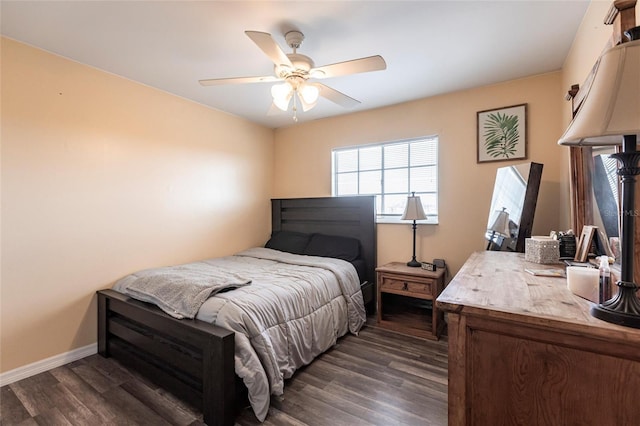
left=317, top=83, right=360, bottom=108
left=245, top=31, right=293, bottom=68
left=312, top=55, right=386, bottom=79
left=199, top=75, right=279, bottom=86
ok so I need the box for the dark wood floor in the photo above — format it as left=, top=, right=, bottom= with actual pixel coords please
left=1, top=323, right=448, bottom=426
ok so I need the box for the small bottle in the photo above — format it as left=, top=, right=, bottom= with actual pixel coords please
left=598, top=256, right=611, bottom=304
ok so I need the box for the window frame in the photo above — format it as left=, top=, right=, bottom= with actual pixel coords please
left=331, top=136, right=439, bottom=224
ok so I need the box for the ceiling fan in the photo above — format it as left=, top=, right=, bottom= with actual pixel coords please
left=199, top=30, right=386, bottom=120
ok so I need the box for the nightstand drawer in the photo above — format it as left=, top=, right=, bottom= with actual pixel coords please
left=380, top=276, right=433, bottom=296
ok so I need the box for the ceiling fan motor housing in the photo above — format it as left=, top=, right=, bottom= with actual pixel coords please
left=275, top=53, right=314, bottom=79
left=285, top=30, right=305, bottom=49
left=289, top=54, right=313, bottom=71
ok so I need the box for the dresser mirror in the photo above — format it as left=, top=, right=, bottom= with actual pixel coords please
left=572, top=144, right=639, bottom=277
left=485, top=162, right=543, bottom=252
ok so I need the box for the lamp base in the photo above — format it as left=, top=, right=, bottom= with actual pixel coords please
left=406, top=259, right=421, bottom=268
left=590, top=280, right=640, bottom=329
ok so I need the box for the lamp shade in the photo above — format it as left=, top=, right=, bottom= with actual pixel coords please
left=558, top=38, right=640, bottom=146
left=488, top=208, right=510, bottom=238
left=401, top=194, right=427, bottom=221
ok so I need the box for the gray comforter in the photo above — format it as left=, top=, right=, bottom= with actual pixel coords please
left=114, top=247, right=366, bottom=421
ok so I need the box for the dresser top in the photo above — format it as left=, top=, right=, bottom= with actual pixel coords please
left=436, top=251, right=640, bottom=343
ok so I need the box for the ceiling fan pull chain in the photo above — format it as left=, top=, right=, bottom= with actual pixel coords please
left=292, top=95, right=298, bottom=122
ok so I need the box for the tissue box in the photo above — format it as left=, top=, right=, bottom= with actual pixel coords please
left=525, top=237, right=560, bottom=264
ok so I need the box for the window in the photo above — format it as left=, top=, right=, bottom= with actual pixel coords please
left=332, top=137, right=438, bottom=224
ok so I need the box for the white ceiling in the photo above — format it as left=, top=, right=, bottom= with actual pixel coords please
left=1, top=1, right=590, bottom=129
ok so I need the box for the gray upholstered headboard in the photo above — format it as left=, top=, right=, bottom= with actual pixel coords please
left=271, top=196, right=377, bottom=286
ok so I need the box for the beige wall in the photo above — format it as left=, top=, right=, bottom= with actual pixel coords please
left=273, top=72, right=564, bottom=277
left=1, top=38, right=274, bottom=373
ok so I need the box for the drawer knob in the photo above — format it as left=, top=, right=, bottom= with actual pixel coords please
left=403, top=282, right=408, bottom=291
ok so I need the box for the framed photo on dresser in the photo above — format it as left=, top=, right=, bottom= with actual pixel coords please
left=575, top=225, right=596, bottom=262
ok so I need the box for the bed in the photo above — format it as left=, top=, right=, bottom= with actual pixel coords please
left=97, top=196, right=376, bottom=425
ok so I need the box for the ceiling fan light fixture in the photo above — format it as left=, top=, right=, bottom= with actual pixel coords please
left=271, top=82, right=293, bottom=111
left=299, top=82, right=320, bottom=105
left=296, top=82, right=319, bottom=112
left=298, top=93, right=317, bottom=112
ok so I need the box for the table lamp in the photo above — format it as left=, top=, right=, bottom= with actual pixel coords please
left=401, top=192, right=427, bottom=267
left=558, top=27, right=640, bottom=328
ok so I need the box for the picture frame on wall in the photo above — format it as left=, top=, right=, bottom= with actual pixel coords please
left=477, top=103, right=528, bottom=163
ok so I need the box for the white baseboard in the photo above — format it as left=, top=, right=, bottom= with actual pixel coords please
left=0, top=343, right=97, bottom=387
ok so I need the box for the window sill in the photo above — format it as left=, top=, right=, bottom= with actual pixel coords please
left=377, top=216, right=439, bottom=225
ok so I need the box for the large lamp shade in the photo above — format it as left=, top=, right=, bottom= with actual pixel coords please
left=559, top=37, right=640, bottom=147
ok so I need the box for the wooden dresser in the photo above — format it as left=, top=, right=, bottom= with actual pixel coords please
left=436, top=251, right=640, bottom=425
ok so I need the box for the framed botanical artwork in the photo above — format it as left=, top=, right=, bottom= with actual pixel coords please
left=477, top=103, right=528, bottom=163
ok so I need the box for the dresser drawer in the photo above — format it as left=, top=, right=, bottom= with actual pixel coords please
left=380, top=275, right=434, bottom=296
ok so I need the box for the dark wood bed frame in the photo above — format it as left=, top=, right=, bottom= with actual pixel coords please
left=97, top=196, right=376, bottom=425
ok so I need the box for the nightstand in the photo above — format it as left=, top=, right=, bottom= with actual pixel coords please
left=376, top=262, right=445, bottom=340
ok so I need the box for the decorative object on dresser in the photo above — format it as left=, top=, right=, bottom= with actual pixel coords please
left=558, top=26, right=640, bottom=329
left=376, top=262, right=445, bottom=340
left=574, top=225, right=597, bottom=262
left=485, top=162, right=543, bottom=252
left=436, top=251, right=640, bottom=425
left=566, top=265, right=600, bottom=303
left=486, top=207, right=510, bottom=250
left=401, top=192, right=427, bottom=267
left=524, top=236, right=560, bottom=264
left=555, top=229, right=577, bottom=259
